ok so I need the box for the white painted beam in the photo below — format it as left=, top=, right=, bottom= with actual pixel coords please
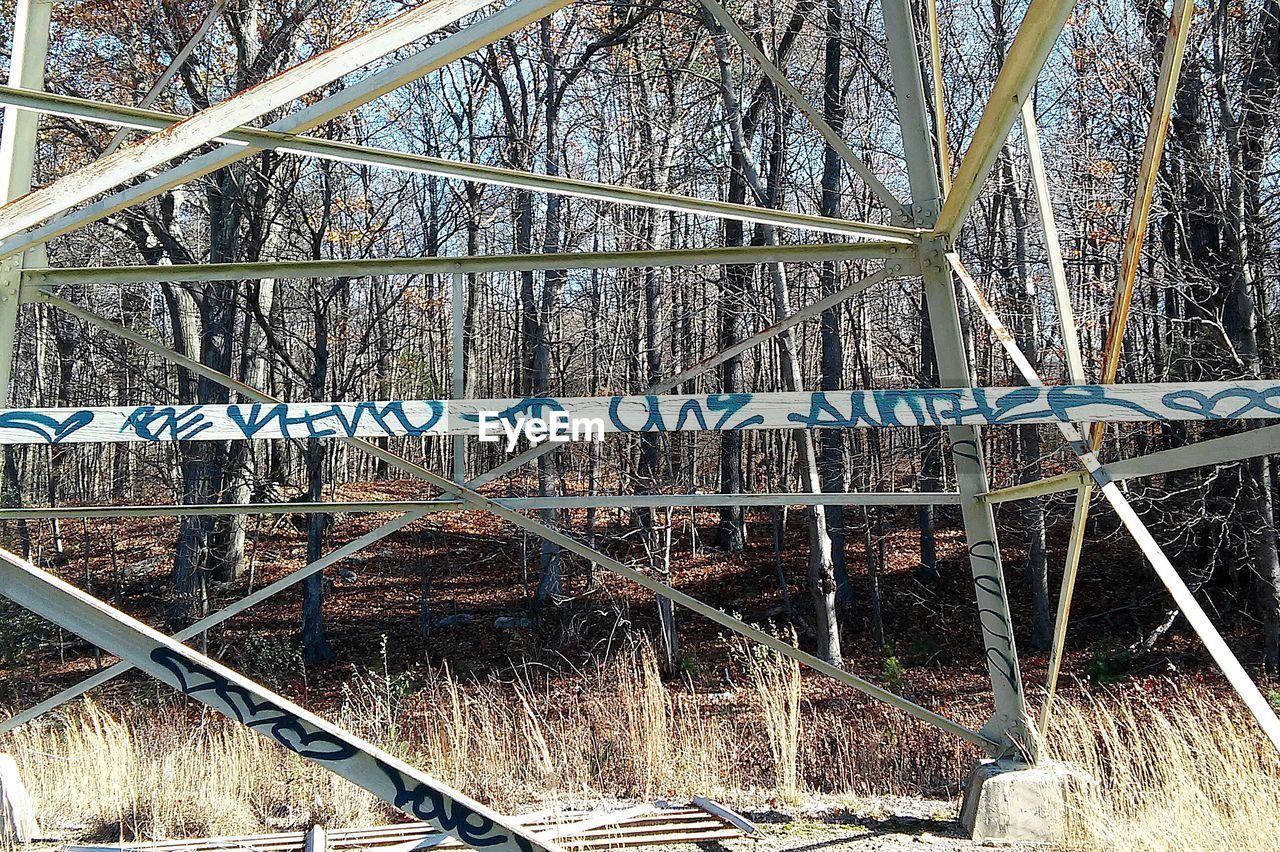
left=5, top=382, right=1280, bottom=445
left=0, top=0, right=51, bottom=400
left=0, top=0, right=494, bottom=243
left=1038, top=0, right=1193, bottom=737
left=100, top=0, right=229, bottom=157
left=933, top=0, right=1075, bottom=237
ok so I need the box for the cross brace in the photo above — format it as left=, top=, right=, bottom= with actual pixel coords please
left=0, top=544, right=561, bottom=852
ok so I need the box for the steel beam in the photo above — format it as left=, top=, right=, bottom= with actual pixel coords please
left=985, top=423, right=1280, bottom=504
left=1020, top=96, right=1095, bottom=741
left=882, top=0, right=1032, bottom=759
left=0, top=492, right=965, bottom=521
left=357, top=470, right=1000, bottom=750
left=933, top=0, right=1075, bottom=237
left=1021, top=102, right=1084, bottom=387
left=6, top=383, right=1279, bottom=445
left=0, top=546, right=562, bottom=852
left=984, top=470, right=1087, bottom=504
left=1041, top=0, right=1193, bottom=736
left=0, top=85, right=920, bottom=256
left=649, top=267, right=894, bottom=393
left=0, top=0, right=577, bottom=262
left=0, top=0, right=51, bottom=401
left=21, top=244, right=913, bottom=291
left=451, top=272, right=465, bottom=483
left=1093, top=0, right=1194, bottom=443
left=953, top=252, right=1280, bottom=753
left=697, top=0, right=905, bottom=219
left=100, top=0, right=229, bottom=157
left=0, top=0, right=496, bottom=243
left=925, top=0, right=951, bottom=196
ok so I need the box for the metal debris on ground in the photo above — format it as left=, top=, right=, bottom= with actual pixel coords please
left=64, top=800, right=760, bottom=852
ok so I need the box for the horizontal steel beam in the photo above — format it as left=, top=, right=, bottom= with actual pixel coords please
left=985, top=422, right=1280, bottom=503
left=983, top=470, right=1085, bottom=504
left=21, top=243, right=913, bottom=289
left=0, top=85, right=921, bottom=247
left=0, top=491, right=963, bottom=520
left=5, top=383, right=1280, bottom=445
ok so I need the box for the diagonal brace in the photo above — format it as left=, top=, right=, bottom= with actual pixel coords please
left=0, top=545, right=562, bottom=852
left=0, top=0, right=495, bottom=243
left=697, top=0, right=905, bottom=219
left=0, top=508, right=430, bottom=733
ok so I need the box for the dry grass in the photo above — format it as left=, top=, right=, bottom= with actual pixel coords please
left=1, top=644, right=966, bottom=841
left=748, top=651, right=801, bottom=803
left=1045, top=686, right=1280, bottom=851
left=3, top=653, right=1277, bottom=849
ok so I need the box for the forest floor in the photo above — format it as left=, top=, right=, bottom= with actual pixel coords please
left=2, top=475, right=1258, bottom=716
left=1, top=477, right=1277, bottom=848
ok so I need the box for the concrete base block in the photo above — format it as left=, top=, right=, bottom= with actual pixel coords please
left=959, top=759, right=1088, bottom=844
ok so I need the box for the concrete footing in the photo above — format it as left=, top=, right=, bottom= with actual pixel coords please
left=959, top=759, right=1088, bottom=844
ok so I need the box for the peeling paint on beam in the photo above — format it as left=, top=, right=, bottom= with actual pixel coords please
left=0, top=0, right=579, bottom=261
left=0, top=0, right=496, bottom=243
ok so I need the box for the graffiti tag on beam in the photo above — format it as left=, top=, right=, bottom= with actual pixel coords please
left=3, top=383, right=1280, bottom=445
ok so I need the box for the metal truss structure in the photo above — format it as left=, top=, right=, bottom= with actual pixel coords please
left=1, top=0, right=1279, bottom=844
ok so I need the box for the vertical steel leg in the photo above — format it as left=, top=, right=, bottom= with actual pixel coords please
left=0, top=0, right=52, bottom=401
left=880, top=0, right=1032, bottom=759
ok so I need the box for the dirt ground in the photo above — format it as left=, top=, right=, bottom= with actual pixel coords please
left=541, top=797, right=1037, bottom=852
left=698, top=798, right=996, bottom=851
